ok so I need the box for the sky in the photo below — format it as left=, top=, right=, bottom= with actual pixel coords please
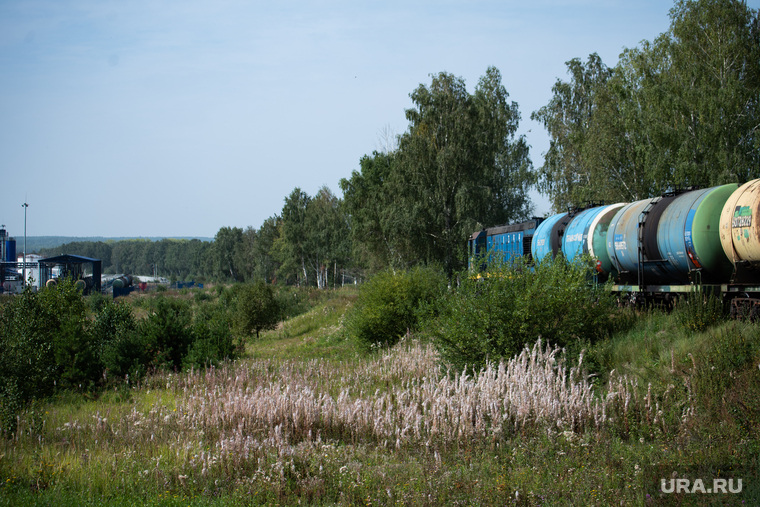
left=1, top=0, right=756, bottom=238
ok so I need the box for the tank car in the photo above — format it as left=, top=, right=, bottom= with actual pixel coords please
left=112, top=275, right=133, bottom=289
left=469, top=178, right=760, bottom=312
left=531, top=211, right=571, bottom=263
left=606, top=184, right=737, bottom=287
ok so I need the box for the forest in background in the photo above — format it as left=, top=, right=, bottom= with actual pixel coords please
left=22, top=236, right=212, bottom=253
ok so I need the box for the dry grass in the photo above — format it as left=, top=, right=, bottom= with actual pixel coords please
left=8, top=339, right=651, bottom=490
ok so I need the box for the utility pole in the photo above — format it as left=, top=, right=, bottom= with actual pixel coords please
left=22, top=202, right=28, bottom=286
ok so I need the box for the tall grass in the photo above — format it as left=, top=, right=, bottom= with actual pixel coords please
left=2, top=293, right=759, bottom=505
left=2, top=338, right=661, bottom=504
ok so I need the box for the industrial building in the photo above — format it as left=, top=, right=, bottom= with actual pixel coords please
left=0, top=227, right=101, bottom=294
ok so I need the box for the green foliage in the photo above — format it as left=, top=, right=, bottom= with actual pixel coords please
left=429, top=257, right=621, bottom=372
left=0, top=283, right=242, bottom=437
left=340, top=152, right=403, bottom=271
left=534, top=0, right=760, bottom=209
left=531, top=53, right=616, bottom=208
left=0, top=281, right=94, bottom=435
left=345, top=266, right=447, bottom=350
left=39, top=238, right=214, bottom=281
left=138, top=296, right=194, bottom=371
left=274, top=187, right=351, bottom=287
left=184, top=300, right=237, bottom=368
left=343, top=68, right=534, bottom=275
left=674, top=288, right=726, bottom=333
left=2, top=290, right=760, bottom=505
left=214, top=226, right=245, bottom=282
left=94, top=299, right=145, bottom=381
left=233, top=281, right=281, bottom=338
left=274, top=285, right=322, bottom=320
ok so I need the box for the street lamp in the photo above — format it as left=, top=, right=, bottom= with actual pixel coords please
left=22, top=202, right=28, bottom=286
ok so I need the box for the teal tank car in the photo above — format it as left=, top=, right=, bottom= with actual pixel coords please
left=587, top=203, right=626, bottom=278
left=530, top=212, right=570, bottom=263
left=561, top=203, right=626, bottom=279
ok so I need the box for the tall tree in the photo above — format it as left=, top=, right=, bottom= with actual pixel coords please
left=253, top=216, right=281, bottom=283
left=656, top=0, right=760, bottom=185
left=531, top=53, right=613, bottom=209
left=534, top=0, right=760, bottom=209
left=304, top=187, right=351, bottom=289
left=396, top=67, right=533, bottom=274
left=340, top=151, right=410, bottom=271
left=213, top=227, right=244, bottom=282
left=276, top=188, right=311, bottom=285
left=236, top=226, right=258, bottom=282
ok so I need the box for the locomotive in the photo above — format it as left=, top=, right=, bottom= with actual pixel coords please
left=469, top=179, right=760, bottom=316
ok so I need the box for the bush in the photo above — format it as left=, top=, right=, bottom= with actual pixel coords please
left=0, top=281, right=95, bottom=435
left=345, top=266, right=447, bottom=350
left=138, top=296, right=194, bottom=371
left=184, top=301, right=237, bottom=368
left=675, top=287, right=726, bottom=333
left=428, top=257, right=620, bottom=373
left=94, top=299, right=145, bottom=381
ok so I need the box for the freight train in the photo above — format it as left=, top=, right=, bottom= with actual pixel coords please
left=469, top=179, right=760, bottom=316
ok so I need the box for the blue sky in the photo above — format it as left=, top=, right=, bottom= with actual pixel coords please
left=1, top=0, right=755, bottom=238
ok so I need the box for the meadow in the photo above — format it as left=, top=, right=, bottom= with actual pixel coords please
left=1, top=286, right=759, bottom=505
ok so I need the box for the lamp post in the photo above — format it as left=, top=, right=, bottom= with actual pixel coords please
left=22, top=202, right=28, bottom=286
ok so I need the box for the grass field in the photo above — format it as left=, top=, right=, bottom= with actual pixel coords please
left=1, top=287, right=759, bottom=505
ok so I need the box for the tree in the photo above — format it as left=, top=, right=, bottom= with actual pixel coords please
left=139, top=296, right=193, bottom=370
left=395, top=67, right=534, bottom=274
left=236, top=226, right=258, bottom=282
left=234, top=281, right=281, bottom=338
left=275, top=188, right=311, bottom=285
left=0, top=281, right=96, bottom=435
left=253, top=215, right=281, bottom=283
left=343, top=68, right=534, bottom=275
left=531, top=53, right=613, bottom=209
left=533, top=0, right=760, bottom=208
left=303, top=186, right=351, bottom=289
left=213, top=226, right=244, bottom=282
left=341, top=151, right=408, bottom=271
left=654, top=0, right=760, bottom=185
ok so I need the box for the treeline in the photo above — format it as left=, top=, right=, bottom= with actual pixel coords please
left=42, top=0, right=760, bottom=284
left=39, top=238, right=215, bottom=281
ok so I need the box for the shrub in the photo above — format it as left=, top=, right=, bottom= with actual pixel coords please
left=674, top=287, right=726, bottom=333
left=0, top=280, right=95, bottom=435
left=345, top=266, right=447, bottom=350
left=138, top=296, right=193, bottom=371
left=184, top=301, right=237, bottom=368
left=275, top=286, right=317, bottom=320
left=428, top=257, right=620, bottom=373
left=94, top=299, right=145, bottom=381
